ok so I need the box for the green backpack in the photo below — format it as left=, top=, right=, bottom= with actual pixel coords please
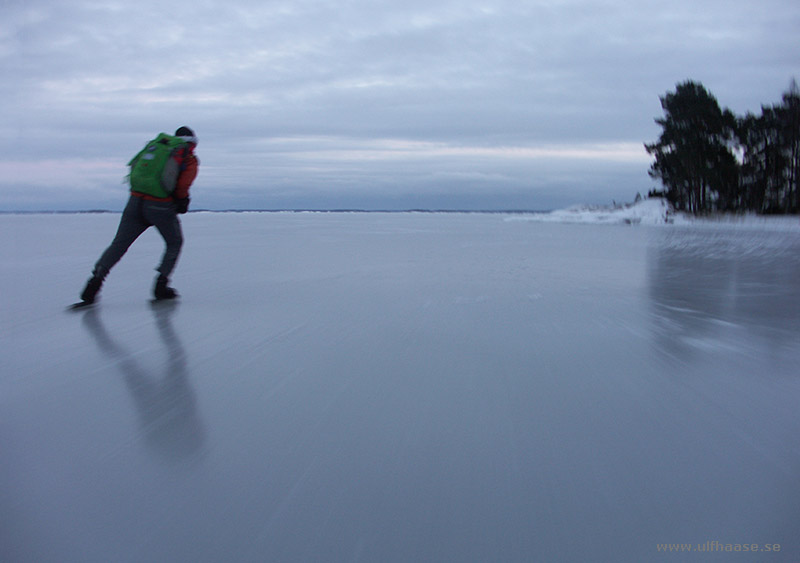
left=128, top=133, right=188, bottom=198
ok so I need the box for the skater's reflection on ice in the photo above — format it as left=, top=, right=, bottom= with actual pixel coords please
left=81, top=303, right=207, bottom=464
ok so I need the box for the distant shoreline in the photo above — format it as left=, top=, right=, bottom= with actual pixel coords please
left=0, top=208, right=553, bottom=215
left=1, top=203, right=797, bottom=227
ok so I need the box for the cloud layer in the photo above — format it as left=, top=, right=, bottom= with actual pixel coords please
left=2, top=0, right=798, bottom=210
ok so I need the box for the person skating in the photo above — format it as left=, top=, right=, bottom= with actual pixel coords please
left=79, top=126, right=199, bottom=304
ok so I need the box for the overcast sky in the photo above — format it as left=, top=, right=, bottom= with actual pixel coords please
left=1, top=0, right=798, bottom=211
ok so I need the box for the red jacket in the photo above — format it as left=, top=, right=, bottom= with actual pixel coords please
left=173, top=144, right=198, bottom=199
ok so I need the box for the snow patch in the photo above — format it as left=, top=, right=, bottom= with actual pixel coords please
left=507, top=197, right=674, bottom=225
left=510, top=197, right=800, bottom=230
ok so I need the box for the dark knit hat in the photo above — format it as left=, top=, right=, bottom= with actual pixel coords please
left=175, top=126, right=198, bottom=144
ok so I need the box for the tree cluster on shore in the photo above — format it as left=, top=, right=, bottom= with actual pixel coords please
left=646, top=79, right=799, bottom=215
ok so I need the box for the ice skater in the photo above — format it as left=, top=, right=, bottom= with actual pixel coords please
left=78, top=127, right=199, bottom=305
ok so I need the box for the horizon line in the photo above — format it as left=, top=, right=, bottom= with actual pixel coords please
left=0, top=208, right=554, bottom=215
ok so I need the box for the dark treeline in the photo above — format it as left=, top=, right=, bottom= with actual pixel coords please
left=646, top=79, right=800, bottom=215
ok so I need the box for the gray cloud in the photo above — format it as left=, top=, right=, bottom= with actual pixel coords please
left=1, top=0, right=798, bottom=210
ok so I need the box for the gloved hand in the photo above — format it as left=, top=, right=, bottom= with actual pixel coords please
left=174, top=197, right=190, bottom=214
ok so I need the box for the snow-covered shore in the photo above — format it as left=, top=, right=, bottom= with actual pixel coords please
left=513, top=197, right=800, bottom=230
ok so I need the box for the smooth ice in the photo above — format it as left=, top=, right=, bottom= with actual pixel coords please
left=2, top=212, right=799, bottom=562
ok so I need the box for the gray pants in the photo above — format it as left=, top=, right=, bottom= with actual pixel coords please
left=95, top=195, right=183, bottom=279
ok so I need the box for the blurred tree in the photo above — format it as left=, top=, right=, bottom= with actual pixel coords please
left=738, top=109, right=785, bottom=212
left=778, top=80, right=800, bottom=213
left=738, top=80, right=800, bottom=213
left=646, top=81, right=739, bottom=214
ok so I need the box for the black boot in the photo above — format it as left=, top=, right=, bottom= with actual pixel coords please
left=154, top=275, right=178, bottom=300
left=80, top=269, right=106, bottom=303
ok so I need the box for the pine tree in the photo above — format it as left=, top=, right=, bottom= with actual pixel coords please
left=738, top=80, right=800, bottom=213
left=780, top=79, right=800, bottom=212
left=645, top=81, right=739, bottom=214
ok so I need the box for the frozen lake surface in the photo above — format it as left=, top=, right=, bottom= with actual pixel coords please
left=2, top=211, right=799, bottom=561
